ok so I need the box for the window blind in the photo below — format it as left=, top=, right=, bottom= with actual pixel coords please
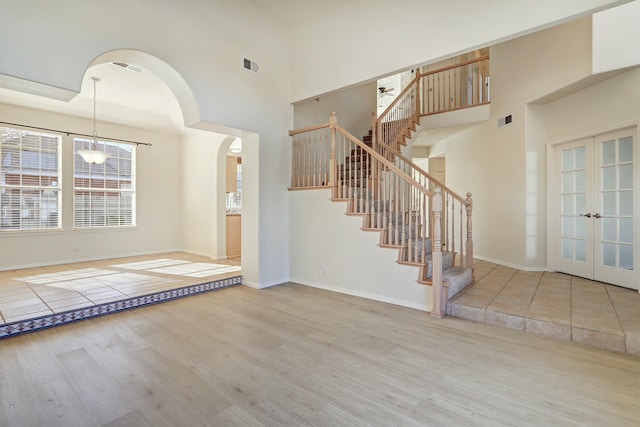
left=73, top=138, right=136, bottom=228
left=0, top=127, right=61, bottom=231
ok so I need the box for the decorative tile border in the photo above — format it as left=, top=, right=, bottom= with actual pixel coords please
left=0, top=276, right=242, bottom=339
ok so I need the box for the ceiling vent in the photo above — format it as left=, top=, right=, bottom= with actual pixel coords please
left=243, top=58, right=259, bottom=73
left=111, top=62, right=143, bottom=73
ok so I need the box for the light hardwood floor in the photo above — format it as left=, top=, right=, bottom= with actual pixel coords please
left=1, top=282, right=639, bottom=426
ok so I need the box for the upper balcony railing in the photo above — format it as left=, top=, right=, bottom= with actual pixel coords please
left=420, top=55, right=490, bottom=116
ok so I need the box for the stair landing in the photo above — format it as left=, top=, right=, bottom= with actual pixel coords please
left=449, top=260, right=640, bottom=356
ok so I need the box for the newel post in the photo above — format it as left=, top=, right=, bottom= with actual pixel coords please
left=431, top=186, right=445, bottom=318
left=329, top=112, right=338, bottom=198
left=465, top=192, right=474, bottom=270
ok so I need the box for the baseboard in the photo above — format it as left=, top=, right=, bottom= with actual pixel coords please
left=474, top=255, right=549, bottom=272
left=0, top=248, right=184, bottom=272
left=290, top=278, right=430, bottom=312
left=242, top=279, right=285, bottom=289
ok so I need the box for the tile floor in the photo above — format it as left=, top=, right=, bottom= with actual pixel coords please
left=0, top=252, right=241, bottom=326
left=449, top=260, right=640, bottom=356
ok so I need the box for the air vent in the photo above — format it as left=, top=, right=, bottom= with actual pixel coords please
left=111, top=62, right=143, bottom=73
left=243, top=58, right=259, bottom=73
left=498, top=114, right=513, bottom=128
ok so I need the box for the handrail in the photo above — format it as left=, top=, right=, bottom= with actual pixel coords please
left=334, top=122, right=434, bottom=199
left=289, top=122, right=330, bottom=136
left=378, top=72, right=420, bottom=119
left=396, top=152, right=469, bottom=206
left=421, top=55, right=489, bottom=77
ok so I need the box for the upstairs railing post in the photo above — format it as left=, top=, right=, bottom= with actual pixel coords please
left=371, top=112, right=380, bottom=200
left=465, top=192, right=474, bottom=270
left=329, top=112, right=337, bottom=199
left=431, top=186, right=445, bottom=318
left=415, top=68, right=421, bottom=119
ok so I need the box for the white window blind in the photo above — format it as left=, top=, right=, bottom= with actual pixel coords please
left=0, top=127, right=61, bottom=231
left=74, top=138, right=136, bottom=228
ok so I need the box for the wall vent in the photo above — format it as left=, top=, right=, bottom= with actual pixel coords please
left=111, top=62, right=142, bottom=73
left=498, top=114, right=513, bottom=127
left=243, top=58, right=259, bottom=73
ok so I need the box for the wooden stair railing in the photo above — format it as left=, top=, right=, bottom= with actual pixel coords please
left=288, top=58, right=486, bottom=316
left=290, top=113, right=458, bottom=317
left=373, top=72, right=474, bottom=271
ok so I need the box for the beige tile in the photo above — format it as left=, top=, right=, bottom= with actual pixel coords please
left=45, top=296, right=93, bottom=311
left=0, top=297, right=44, bottom=310
left=39, top=291, right=84, bottom=303
left=525, top=318, right=571, bottom=340
left=3, top=310, right=54, bottom=323
left=485, top=310, right=524, bottom=330
left=448, top=303, right=485, bottom=322
left=572, top=327, right=626, bottom=353
left=2, top=303, right=52, bottom=318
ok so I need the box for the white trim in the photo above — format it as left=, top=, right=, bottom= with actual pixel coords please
left=546, top=121, right=639, bottom=146
left=290, top=278, right=430, bottom=312
left=243, top=279, right=287, bottom=289
left=473, top=255, right=549, bottom=272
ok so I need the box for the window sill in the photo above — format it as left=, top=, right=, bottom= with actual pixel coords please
left=0, top=228, right=64, bottom=237
left=72, top=225, right=138, bottom=233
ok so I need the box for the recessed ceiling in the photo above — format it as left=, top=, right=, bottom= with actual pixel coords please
left=0, top=62, right=185, bottom=134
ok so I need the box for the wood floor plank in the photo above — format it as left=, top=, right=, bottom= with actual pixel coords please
left=0, top=344, right=47, bottom=427
left=0, top=282, right=639, bottom=426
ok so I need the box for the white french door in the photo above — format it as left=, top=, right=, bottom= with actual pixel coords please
left=553, top=128, right=638, bottom=290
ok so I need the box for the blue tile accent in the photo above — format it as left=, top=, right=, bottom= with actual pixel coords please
left=0, top=275, right=241, bottom=339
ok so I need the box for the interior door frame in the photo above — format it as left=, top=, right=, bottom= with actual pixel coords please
left=547, top=124, right=639, bottom=291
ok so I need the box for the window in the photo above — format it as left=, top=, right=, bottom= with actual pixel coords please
left=0, top=127, right=61, bottom=231
left=74, top=138, right=135, bottom=228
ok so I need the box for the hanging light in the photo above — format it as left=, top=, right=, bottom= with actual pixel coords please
left=78, top=76, right=109, bottom=165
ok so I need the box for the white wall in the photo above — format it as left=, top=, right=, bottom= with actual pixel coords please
left=289, top=0, right=629, bottom=102
left=593, top=0, right=640, bottom=73
left=425, top=18, right=594, bottom=270
left=0, top=0, right=291, bottom=287
left=294, top=82, right=377, bottom=140
left=290, top=190, right=432, bottom=311
left=181, top=129, right=228, bottom=259
left=542, top=68, right=640, bottom=143
left=0, top=103, right=183, bottom=270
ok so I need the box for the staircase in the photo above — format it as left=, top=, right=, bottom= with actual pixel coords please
left=289, top=60, right=486, bottom=317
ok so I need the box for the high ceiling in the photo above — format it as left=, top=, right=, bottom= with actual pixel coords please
left=0, top=62, right=185, bottom=134
left=248, top=0, right=351, bottom=29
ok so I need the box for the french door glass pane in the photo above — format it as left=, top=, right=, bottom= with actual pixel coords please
left=602, top=140, right=615, bottom=165
left=562, top=239, right=573, bottom=259
left=602, top=218, right=616, bottom=241
left=619, top=136, right=633, bottom=162
left=575, top=240, right=586, bottom=262
left=620, top=245, right=633, bottom=270
left=602, top=192, right=616, bottom=215
left=562, top=149, right=573, bottom=171
left=619, top=164, right=633, bottom=188
left=562, top=217, right=573, bottom=237
left=602, top=166, right=615, bottom=190
left=619, top=191, right=633, bottom=215
left=562, top=172, right=574, bottom=192
left=575, top=146, right=586, bottom=169
left=619, top=218, right=633, bottom=244
left=603, top=242, right=616, bottom=267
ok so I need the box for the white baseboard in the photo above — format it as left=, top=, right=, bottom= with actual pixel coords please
left=474, top=255, right=549, bottom=272
left=290, top=278, right=430, bottom=312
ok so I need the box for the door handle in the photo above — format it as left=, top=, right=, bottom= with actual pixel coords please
left=593, top=213, right=602, bottom=219
left=580, top=213, right=592, bottom=218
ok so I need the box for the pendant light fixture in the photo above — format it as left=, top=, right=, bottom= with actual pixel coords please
left=78, top=76, right=109, bottom=165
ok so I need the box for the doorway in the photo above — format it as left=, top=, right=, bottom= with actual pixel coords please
left=552, top=127, right=637, bottom=290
